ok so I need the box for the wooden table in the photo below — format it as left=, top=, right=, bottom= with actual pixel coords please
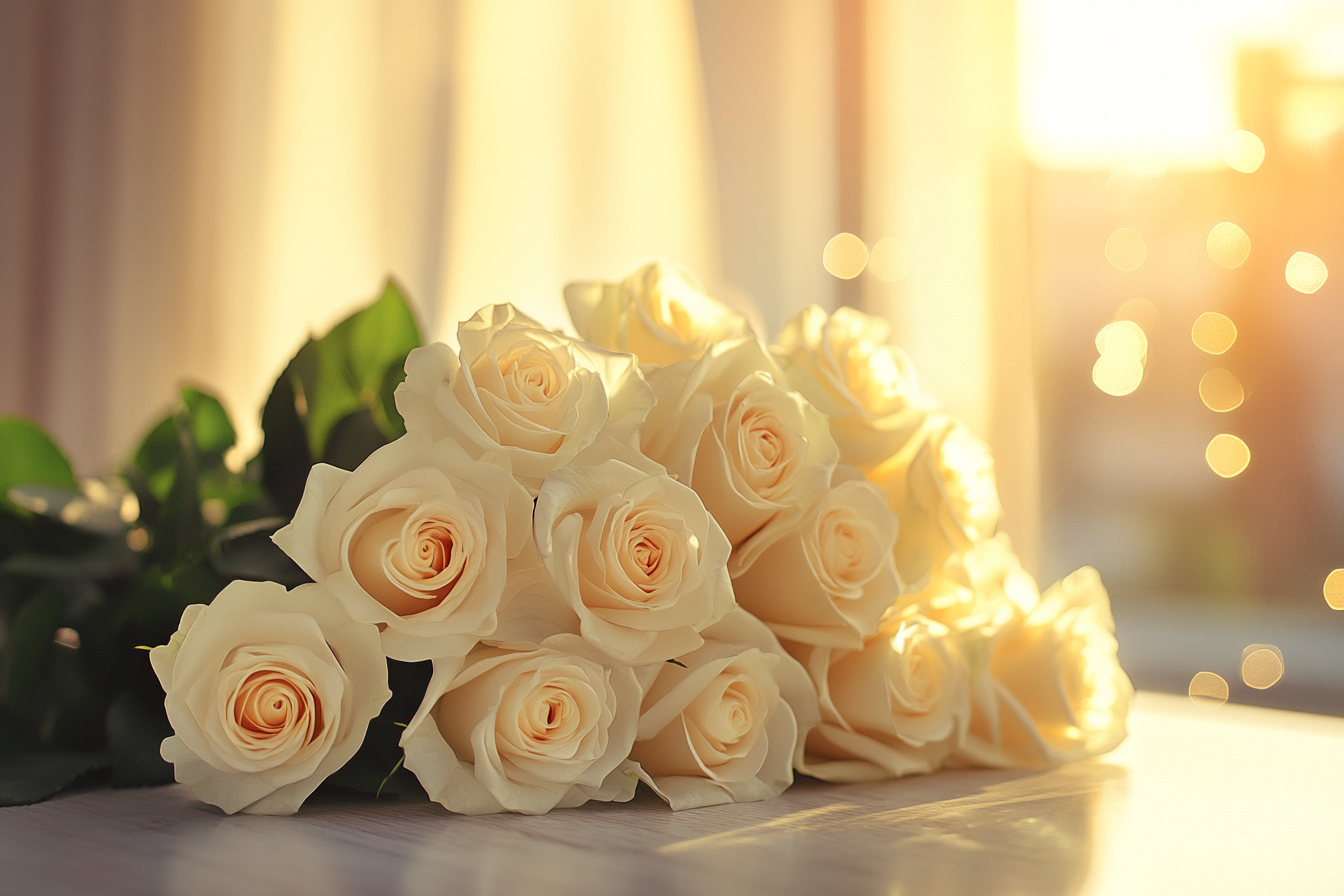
left=2, top=692, right=1340, bottom=896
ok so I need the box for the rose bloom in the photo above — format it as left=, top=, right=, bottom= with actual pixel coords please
left=394, top=303, right=655, bottom=493
left=882, top=533, right=1039, bottom=636
left=629, top=608, right=818, bottom=809
left=791, top=614, right=968, bottom=783
left=528, top=457, right=735, bottom=665
left=866, top=412, right=1002, bottom=588
left=401, top=634, right=641, bottom=815
left=150, top=580, right=390, bottom=815
left=958, top=566, right=1133, bottom=768
left=564, top=259, right=753, bottom=367
left=773, top=305, right=934, bottom=469
left=272, top=434, right=532, bottom=662
left=732, top=471, right=903, bottom=649
left=640, top=337, right=839, bottom=576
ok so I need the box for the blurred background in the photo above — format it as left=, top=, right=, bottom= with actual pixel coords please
left=1, top=0, right=1342, bottom=712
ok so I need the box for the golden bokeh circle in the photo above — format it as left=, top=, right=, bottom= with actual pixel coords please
left=1198, top=368, right=1244, bottom=412
left=1095, top=320, right=1148, bottom=358
left=1224, top=129, right=1266, bottom=174
left=1114, top=297, right=1158, bottom=332
left=823, top=233, right=869, bottom=280
left=868, top=237, right=912, bottom=282
left=1105, top=228, right=1146, bottom=271
left=1206, top=222, right=1251, bottom=269
left=1188, top=671, right=1228, bottom=708
left=1092, top=352, right=1144, bottom=396
left=1191, top=312, right=1237, bottom=355
left=1323, top=569, right=1344, bottom=610
left=1241, top=645, right=1284, bottom=690
left=1206, top=433, right=1250, bottom=478
left=1285, top=251, right=1328, bottom=294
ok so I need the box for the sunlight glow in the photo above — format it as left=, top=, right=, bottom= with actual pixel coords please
left=1206, top=433, right=1251, bottom=478
left=1192, top=312, right=1237, bottom=355
left=1223, top=130, right=1266, bottom=172
left=1199, top=369, right=1245, bottom=412
left=1206, top=222, right=1251, bottom=268
left=1105, top=229, right=1146, bottom=272
left=1285, top=251, right=1329, bottom=293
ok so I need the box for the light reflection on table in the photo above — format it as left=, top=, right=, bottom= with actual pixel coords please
left=2, top=692, right=1341, bottom=896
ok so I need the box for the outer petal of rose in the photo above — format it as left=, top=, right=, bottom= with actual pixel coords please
left=271, top=463, right=350, bottom=579
left=801, top=722, right=942, bottom=782
left=562, top=281, right=618, bottom=347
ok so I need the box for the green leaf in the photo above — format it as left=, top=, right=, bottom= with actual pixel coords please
left=106, top=691, right=174, bottom=787
left=180, top=387, right=236, bottom=460
left=350, top=279, right=421, bottom=399
left=3, top=587, right=65, bottom=717
left=154, top=414, right=203, bottom=562
left=323, top=409, right=389, bottom=472
left=0, top=751, right=109, bottom=807
left=0, top=417, right=77, bottom=505
left=260, top=350, right=316, bottom=518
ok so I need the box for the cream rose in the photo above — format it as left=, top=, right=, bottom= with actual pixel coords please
left=882, top=533, right=1038, bottom=636
left=394, top=303, right=655, bottom=493
left=640, top=337, right=839, bottom=576
left=629, top=608, right=818, bottom=809
left=272, top=434, right=532, bottom=662
left=958, top=566, right=1132, bottom=768
left=510, top=458, right=734, bottom=665
left=564, top=259, right=753, bottom=367
left=732, top=472, right=903, bottom=648
left=400, top=634, right=641, bottom=815
left=866, top=413, right=1002, bottom=588
left=793, top=614, right=968, bottom=782
left=150, top=580, right=390, bottom=815
left=773, top=305, right=934, bottom=468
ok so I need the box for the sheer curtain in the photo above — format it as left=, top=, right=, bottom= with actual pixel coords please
left=0, top=0, right=1037, bottom=569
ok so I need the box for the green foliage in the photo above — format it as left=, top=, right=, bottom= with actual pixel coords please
left=0, top=280, right=426, bottom=804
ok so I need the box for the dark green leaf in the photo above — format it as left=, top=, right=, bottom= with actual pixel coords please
left=0, top=417, right=77, bottom=504
left=210, top=528, right=310, bottom=588
left=3, top=538, right=138, bottom=581
left=132, top=415, right=181, bottom=503
left=323, top=409, right=390, bottom=472
left=154, top=416, right=203, bottom=562
left=106, top=691, right=174, bottom=787
left=349, top=279, right=421, bottom=398
left=260, top=349, right=316, bottom=518
left=180, top=387, right=236, bottom=460
left=0, top=751, right=109, bottom=807
left=3, top=587, right=65, bottom=716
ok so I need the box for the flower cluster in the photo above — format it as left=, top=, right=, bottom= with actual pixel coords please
left=151, top=259, right=1131, bottom=815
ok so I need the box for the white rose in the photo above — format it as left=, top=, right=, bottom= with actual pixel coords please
left=882, top=533, right=1038, bottom=636
left=150, top=580, right=390, bottom=815
left=641, top=337, right=839, bottom=576
left=732, top=472, right=903, bottom=648
left=866, top=413, right=1002, bottom=588
left=521, top=458, right=735, bottom=665
left=400, top=634, right=641, bottom=815
left=773, top=305, right=933, bottom=468
left=958, top=566, right=1132, bottom=768
left=564, top=259, right=753, bottom=367
left=272, top=434, right=533, bottom=662
left=394, top=303, right=655, bottom=493
left=792, top=614, right=968, bottom=783
left=629, top=608, right=818, bottom=810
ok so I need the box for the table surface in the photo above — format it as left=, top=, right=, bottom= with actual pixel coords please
left=2, top=691, right=1340, bottom=896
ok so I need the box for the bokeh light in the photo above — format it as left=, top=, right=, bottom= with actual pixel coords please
left=1241, top=644, right=1284, bottom=690
left=1096, top=320, right=1148, bottom=358
left=1323, top=569, right=1344, bottom=610
left=1105, top=228, right=1146, bottom=271
left=1223, top=129, right=1265, bottom=173
left=1206, top=433, right=1250, bottom=478
left=1114, top=297, right=1158, bottom=332
left=867, top=237, right=912, bottom=282
left=1206, top=221, right=1250, bottom=269
left=1191, top=311, right=1237, bottom=354
left=1093, top=352, right=1144, bottom=396
left=823, top=233, right=868, bottom=280
left=1198, top=368, right=1244, bottom=412
left=1188, top=671, right=1228, bottom=708
left=1285, top=251, right=1328, bottom=294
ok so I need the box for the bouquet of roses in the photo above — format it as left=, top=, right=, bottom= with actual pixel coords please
left=0, top=261, right=1131, bottom=815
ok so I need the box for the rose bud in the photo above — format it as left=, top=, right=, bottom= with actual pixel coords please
left=630, top=608, right=818, bottom=809
left=272, top=434, right=532, bottom=662
left=150, top=580, right=390, bottom=815
left=641, top=337, right=839, bottom=576
left=401, top=634, right=641, bottom=815
left=563, top=259, right=753, bottom=367
left=394, top=303, right=654, bottom=494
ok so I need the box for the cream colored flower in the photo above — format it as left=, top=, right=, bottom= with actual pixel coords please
left=401, top=634, right=641, bottom=815
left=773, top=305, right=933, bottom=468
left=630, top=608, right=818, bottom=809
left=958, top=566, right=1132, bottom=768
left=866, top=413, right=1002, bottom=588
left=732, top=472, right=903, bottom=648
left=394, top=303, right=655, bottom=493
left=641, top=337, right=839, bottom=576
left=150, top=580, right=390, bottom=815
left=523, top=458, right=736, bottom=664
left=882, top=533, right=1037, bottom=636
left=564, top=260, right=753, bottom=367
left=793, top=614, right=968, bottom=782
left=272, top=434, right=532, bottom=662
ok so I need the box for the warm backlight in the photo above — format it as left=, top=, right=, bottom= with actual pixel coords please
left=1223, top=129, right=1265, bottom=173
left=1191, top=312, right=1237, bottom=355
left=823, top=233, right=868, bottom=280
left=1206, top=433, right=1250, bottom=478
left=1105, top=228, right=1146, bottom=271
left=1285, top=251, right=1328, bottom=294
left=1198, top=369, right=1244, bottom=412
left=1206, top=222, right=1250, bottom=268
left=867, top=237, right=912, bottom=283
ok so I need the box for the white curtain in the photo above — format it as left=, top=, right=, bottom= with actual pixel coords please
left=0, top=0, right=1037, bottom=568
